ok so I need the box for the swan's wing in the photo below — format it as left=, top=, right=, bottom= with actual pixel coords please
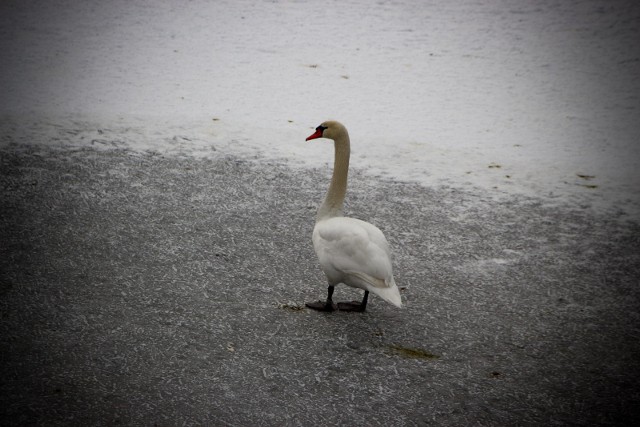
left=313, top=217, right=394, bottom=288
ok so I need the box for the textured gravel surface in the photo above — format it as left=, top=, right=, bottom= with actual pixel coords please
left=1, top=144, right=639, bottom=426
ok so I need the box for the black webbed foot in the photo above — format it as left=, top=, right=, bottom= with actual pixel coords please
left=337, top=301, right=366, bottom=312
left=305, top=300, right=336, bottom=312
left=306, top=285, right=336, bottom=312
left=338, top=291, right=369, bottom=312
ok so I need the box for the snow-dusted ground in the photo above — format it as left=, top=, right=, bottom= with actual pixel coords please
left=1, top=0, right=639, bottom=217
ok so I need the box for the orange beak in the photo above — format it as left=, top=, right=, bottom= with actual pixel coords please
left=306, top=129, right=324, bottom=141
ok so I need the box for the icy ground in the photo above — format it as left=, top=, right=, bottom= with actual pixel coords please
left=1, top=0, right=639, bottom=217
left=1, top=146, right=639, bottom=425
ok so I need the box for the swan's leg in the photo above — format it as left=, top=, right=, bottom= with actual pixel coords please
left=337, top=290, right=369, bottom=312
left=306, top=285, right=336, bottom=312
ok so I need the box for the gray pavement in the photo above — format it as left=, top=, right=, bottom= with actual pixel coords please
left=1, top=144, right=639, bottom=426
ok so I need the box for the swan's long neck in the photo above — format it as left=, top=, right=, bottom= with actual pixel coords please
left=317, top=132, right=350, bottom=221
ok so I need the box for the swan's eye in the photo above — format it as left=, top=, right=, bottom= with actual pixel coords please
left=317, top=125, right=327, bottom=132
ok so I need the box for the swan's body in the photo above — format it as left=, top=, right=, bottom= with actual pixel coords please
left=305, top=121, right=402, bottom=312
left=313, top=217, right=402, bottom=307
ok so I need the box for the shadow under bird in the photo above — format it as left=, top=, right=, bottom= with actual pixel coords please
left=305, top=121, right=403, bottom=312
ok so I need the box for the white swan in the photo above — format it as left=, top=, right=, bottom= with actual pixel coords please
left=305, top=121, right=402, bottom=312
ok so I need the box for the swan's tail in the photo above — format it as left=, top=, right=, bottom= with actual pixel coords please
left=370, top=279, right=402, bottom=308
left=347, top=271, right=403, bottom=308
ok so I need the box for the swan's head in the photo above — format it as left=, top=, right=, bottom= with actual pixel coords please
left=305, top=120, right=347, bottom=142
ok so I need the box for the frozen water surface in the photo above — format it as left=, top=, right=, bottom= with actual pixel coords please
left=1, top=0, right=639, bottom=216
